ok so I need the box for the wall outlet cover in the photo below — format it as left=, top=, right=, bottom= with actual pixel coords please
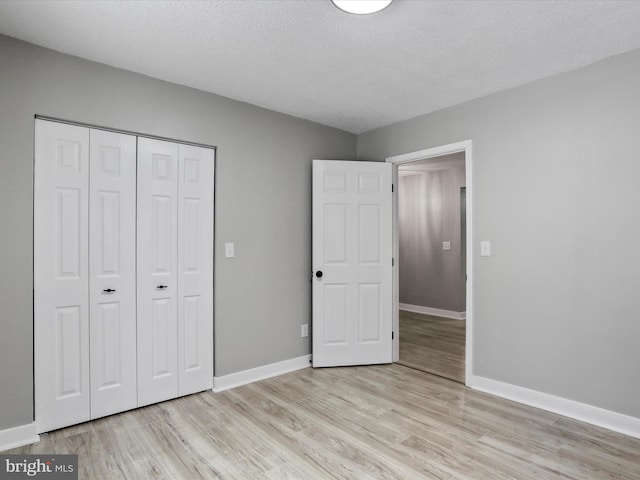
left=480, top=240, right=491, bottom=257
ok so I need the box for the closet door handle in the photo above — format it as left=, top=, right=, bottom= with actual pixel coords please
left=156, top=284, right=168, bottom=290
left=102, top=288, right=116, bottom=294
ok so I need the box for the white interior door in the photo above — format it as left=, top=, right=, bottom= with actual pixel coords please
left=89, top=129, right=137, bottom=419
left=34, top=120, right=91, bottom=433
left=137, top=137, right=179, bottom=406
left=177, top=144, right=215, bottom=395
left=312, top=160, right=392, bottom=367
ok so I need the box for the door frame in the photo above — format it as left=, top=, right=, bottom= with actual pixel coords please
left=386, top=140, right=473, bottom=386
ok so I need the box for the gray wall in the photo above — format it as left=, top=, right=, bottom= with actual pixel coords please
left=399, top=162, right=466, bottom=312
left=0, top=34, right=355, bottom=431
left=358, top=49, right=640, bottom=419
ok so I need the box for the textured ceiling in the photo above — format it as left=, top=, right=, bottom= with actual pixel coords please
left=1, top=0, right=640, bottom=134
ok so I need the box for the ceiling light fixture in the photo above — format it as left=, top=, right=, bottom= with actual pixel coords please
left=331, top=0, right=394, bottom=15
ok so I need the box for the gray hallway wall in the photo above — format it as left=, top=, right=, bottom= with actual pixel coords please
left=398, top=162, right=466, bottom=312
left=0, top=34, right=356, bottom=431
left=358, top=49, right=640, bottom=420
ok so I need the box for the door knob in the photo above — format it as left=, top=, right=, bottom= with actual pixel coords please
left=315, top=271, right=323, bottom=278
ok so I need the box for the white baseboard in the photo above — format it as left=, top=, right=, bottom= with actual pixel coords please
left=469, top=375, right=640, bottom=440
left=213, top=354, right=311, bottom=393
left=0, top=422, right=39, bottom=452
left=399, top=303, right=466, bottom=320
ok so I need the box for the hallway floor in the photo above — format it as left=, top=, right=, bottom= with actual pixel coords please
left=398, top=310, right=465, bottom=383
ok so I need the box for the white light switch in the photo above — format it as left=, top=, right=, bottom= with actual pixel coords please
left=480, top=240, right=491, bottom=257
left=225, top=242, right=235, bottom=258
left=442, top=241, right=451, bottom=251
left=301, top=324, right=309, bottom=338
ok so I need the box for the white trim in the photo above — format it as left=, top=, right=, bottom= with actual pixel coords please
left=388, top=142, right=469, bottom=164
left=399, top=303, right=465, bottom=320
left=213, top=355, right=311, bottom=393
left=469, top=375, right=640, bottom=440
left=387, top=140, right=473, bottom=386
left=0, top=423, right=39, bottom=452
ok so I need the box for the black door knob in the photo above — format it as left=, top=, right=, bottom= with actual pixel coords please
left=316, top=271, right=323, bottom=278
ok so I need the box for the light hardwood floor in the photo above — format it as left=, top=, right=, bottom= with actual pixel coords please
left=7, top=364, right=640, bottom=479
left=399, top=310, right=466, bottom=383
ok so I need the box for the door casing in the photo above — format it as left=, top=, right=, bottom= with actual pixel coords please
left=386, top=140, right=473, bottom=386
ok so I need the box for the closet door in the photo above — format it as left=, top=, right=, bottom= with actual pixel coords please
left=34, top=120, right=90, bottom=433
left=89, top=129, right=137, bottom=419
left=177, top=145, right=215, bottom=395
left=137, top=138, right=179, bottom=406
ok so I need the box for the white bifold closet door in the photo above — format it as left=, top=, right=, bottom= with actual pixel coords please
left=34, top=120, right=137, bottom=433
left=89, top=129, right=137, bottom=419
left=35, top=121, right=91, bottom=433
left=136, top=138, right=179, bottom=406
left=177, top=144, right=215, bottom=396
left=137, top=138, right=214, bottom=407
left=35, top=121, right=214, bottom=432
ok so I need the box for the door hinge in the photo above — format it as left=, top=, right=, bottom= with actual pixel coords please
left=392, top=331, right=394, bottom=340
left=392, top=184, right=394, bottom=192
left=392, top=258, right=394, bottom=266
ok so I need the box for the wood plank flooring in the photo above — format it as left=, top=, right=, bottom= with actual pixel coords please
left=7, top=364, right=640, bottom=479
left=399, top=310, right=466, bottom=383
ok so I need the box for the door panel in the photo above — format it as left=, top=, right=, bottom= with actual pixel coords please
left=55, top=306, right=83, bottom=397
left=151, top=298, right=172, bottom=376
left=137, top=138, right=179, bottom=406
left=358, top=283, right=382, bottom=342
left=323, top=284, right=348, bottom=344
left=34, top=120, right=91, bottom=433
left=152, top=195, right=173, bottom=272
left=177, top=144, right=214, bottom=395
left=95, top=191, right=120, bottom=274
left=95, top=302, right=121, bottom=384
left=312, top=160, right=392, bottom=367
left=56, top=188, right=82, bottom=277
left=183, top=296, right=201, bottom=370
left=89, top=129, right=137, bottom=419
left=358, top=204, right=381, bottom=263
left=324, top=203, right=347, bottom=263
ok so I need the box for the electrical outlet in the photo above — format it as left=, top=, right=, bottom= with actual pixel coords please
left=301, top=324, right=309, bottom=338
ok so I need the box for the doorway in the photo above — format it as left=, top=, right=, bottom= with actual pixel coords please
left=387, top=141, right=473, bottom=386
